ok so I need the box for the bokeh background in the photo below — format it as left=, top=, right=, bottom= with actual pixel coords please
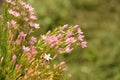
left=1, top=0, right=120, bottom=80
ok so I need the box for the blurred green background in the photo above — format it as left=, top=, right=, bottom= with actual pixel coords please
left=1, top=0, right=120, bottom=79
left=28, top=0, right=120, bottom=80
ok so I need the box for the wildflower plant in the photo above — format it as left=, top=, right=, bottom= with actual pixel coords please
left=0, top=0, right=87, bottom=80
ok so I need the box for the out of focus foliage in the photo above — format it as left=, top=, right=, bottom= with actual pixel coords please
left=28, top=0, right=120, bottom=80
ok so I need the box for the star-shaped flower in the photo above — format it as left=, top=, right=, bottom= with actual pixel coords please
left=44, top=53, right=52, bottom=61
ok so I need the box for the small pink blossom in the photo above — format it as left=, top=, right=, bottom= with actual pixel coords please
left=33, top=23, right=40, bottom=29
left=50, top=44, right=55, bottom=48
left=60, top=61, right=66, bottom=65
left=11, top=20, right=18, bottom=29
left=66, top=37, right=76, bottom=43
left=18, top=32, right=27, bottom=39
left=41, top=35, right=47, bottom=40
left=58, top=48, right=62, bottom=53
left=23, top=46, right=30, bottom=52
left=62, top=67, right=67, bottom=71
left=74, top=25, right=79, bottom=28
left=81, top=41, right=87, bottom=48
left=24, top=4, right=30, bottom=9
left=57, top=34, right=62, bottom=38
left=29, top=36, right=37, bottom=45
left=66, top=47, right=73, bottom=53
left=8, top=9, right=20, bottom=17
left=29, top=29, right=34, bottom=34
left=15, top=39, right=21, bottom=45
left=53, top=54, right=57, bottom=59
left=15, top=64, right=22, bottom=69
left=44, top=53, right=52, bottom=61
left=13, top=12, right=20, bottom=17
left=46, top=31, right=51, bottom=35
left=78, top=35, right=84, bottom=41
left=62, top=24, right=68, bottom=30
left=46, top=36, right=58, bottom=44
left=29, top=21, right=33, bottom=26
left=66, top=30, right=73, bottom=38
left=12, top=55, right=17, bottom=62
left=29, top=69, right=34, bottom=74
left=8, top=9, right=14, bottom=14
left=31, top=46, right=38, bottom=54
left=30, top=15, right=37, bottom=20
left=23, top=17, right=29, bottom=21
left=77, top=28, right=83, bottom=34
left=19, top=1, right=26, bottom=6
left=65, top=45, right=73, bottom=53
left=6, top=0, right=15, bottom=5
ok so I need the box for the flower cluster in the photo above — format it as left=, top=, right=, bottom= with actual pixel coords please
left=40, top=24, right=87, bottom=53
left=0, top=0, right=87, bottom=80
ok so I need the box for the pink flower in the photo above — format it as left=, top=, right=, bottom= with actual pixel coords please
left=81, top=41, right=87, bottom=48
left=12, top=55, right=17, bottom=62
left=78, top=35, right=84, bottom=41
left=41, top=35, right=47, bottom=40
left=66, top=37, right=76, bottom=43
left=6, top=0, right=15, bottom=5
left=66, top=47, right=73, bottom=53
left=33, top=23, right=40, bottom=29
left=66, top=30, right=73, bottom=38
left=53, top=54, right=57, bottom=59
left=19, top=1, right=26, bottom=6
left=62, top=67, right=67, bottom=71
left=46, top=31, right=51, bottom=35
left=13, top=12, right=20, bottom=17
left=65, top=45, right=73, bottom=53
left=15, top=39, right=21, bottom=45
left=46, top=36, right=58, bottom=44
left=62, top=24, right=68, bottom=30
left=8, top=9, right=14, bottom=14
left=29, top=69, right=34, bottom=74
left=31, top=46, right=38, bottom=54
left=58, top=48, right=62, bottom=53
left=23, top=17, right=29, bottom=21
left=15, top=64, right=22, bottom=69
left=44, top=53, right=52, bottom=61
left=29, top=29, right=34, bottom=34
left=11, top=20, right=18, bottom=29
left=50, top=44, right=55, bottom=48
left=29, top=36, right=37, bottom=45
left=23, top=46, right=30, bottom=52
left=29, top=21, right=33, bottom=26
left=24, top=4, right=30, bottom=9
left=8, top=9, right=20, bottom=17
left=30, top=15, right=37, bottom=20
left=77, top=28, right=83, bottom=34
left=60, top=61, right=66, bottom=65
left=29, top=22, right=40, bottom=28
left=57, top=34, right=62, bottom=38
left=18, top=32, right=27, bottom=39
left=74, top=25, right=79, bottom=28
